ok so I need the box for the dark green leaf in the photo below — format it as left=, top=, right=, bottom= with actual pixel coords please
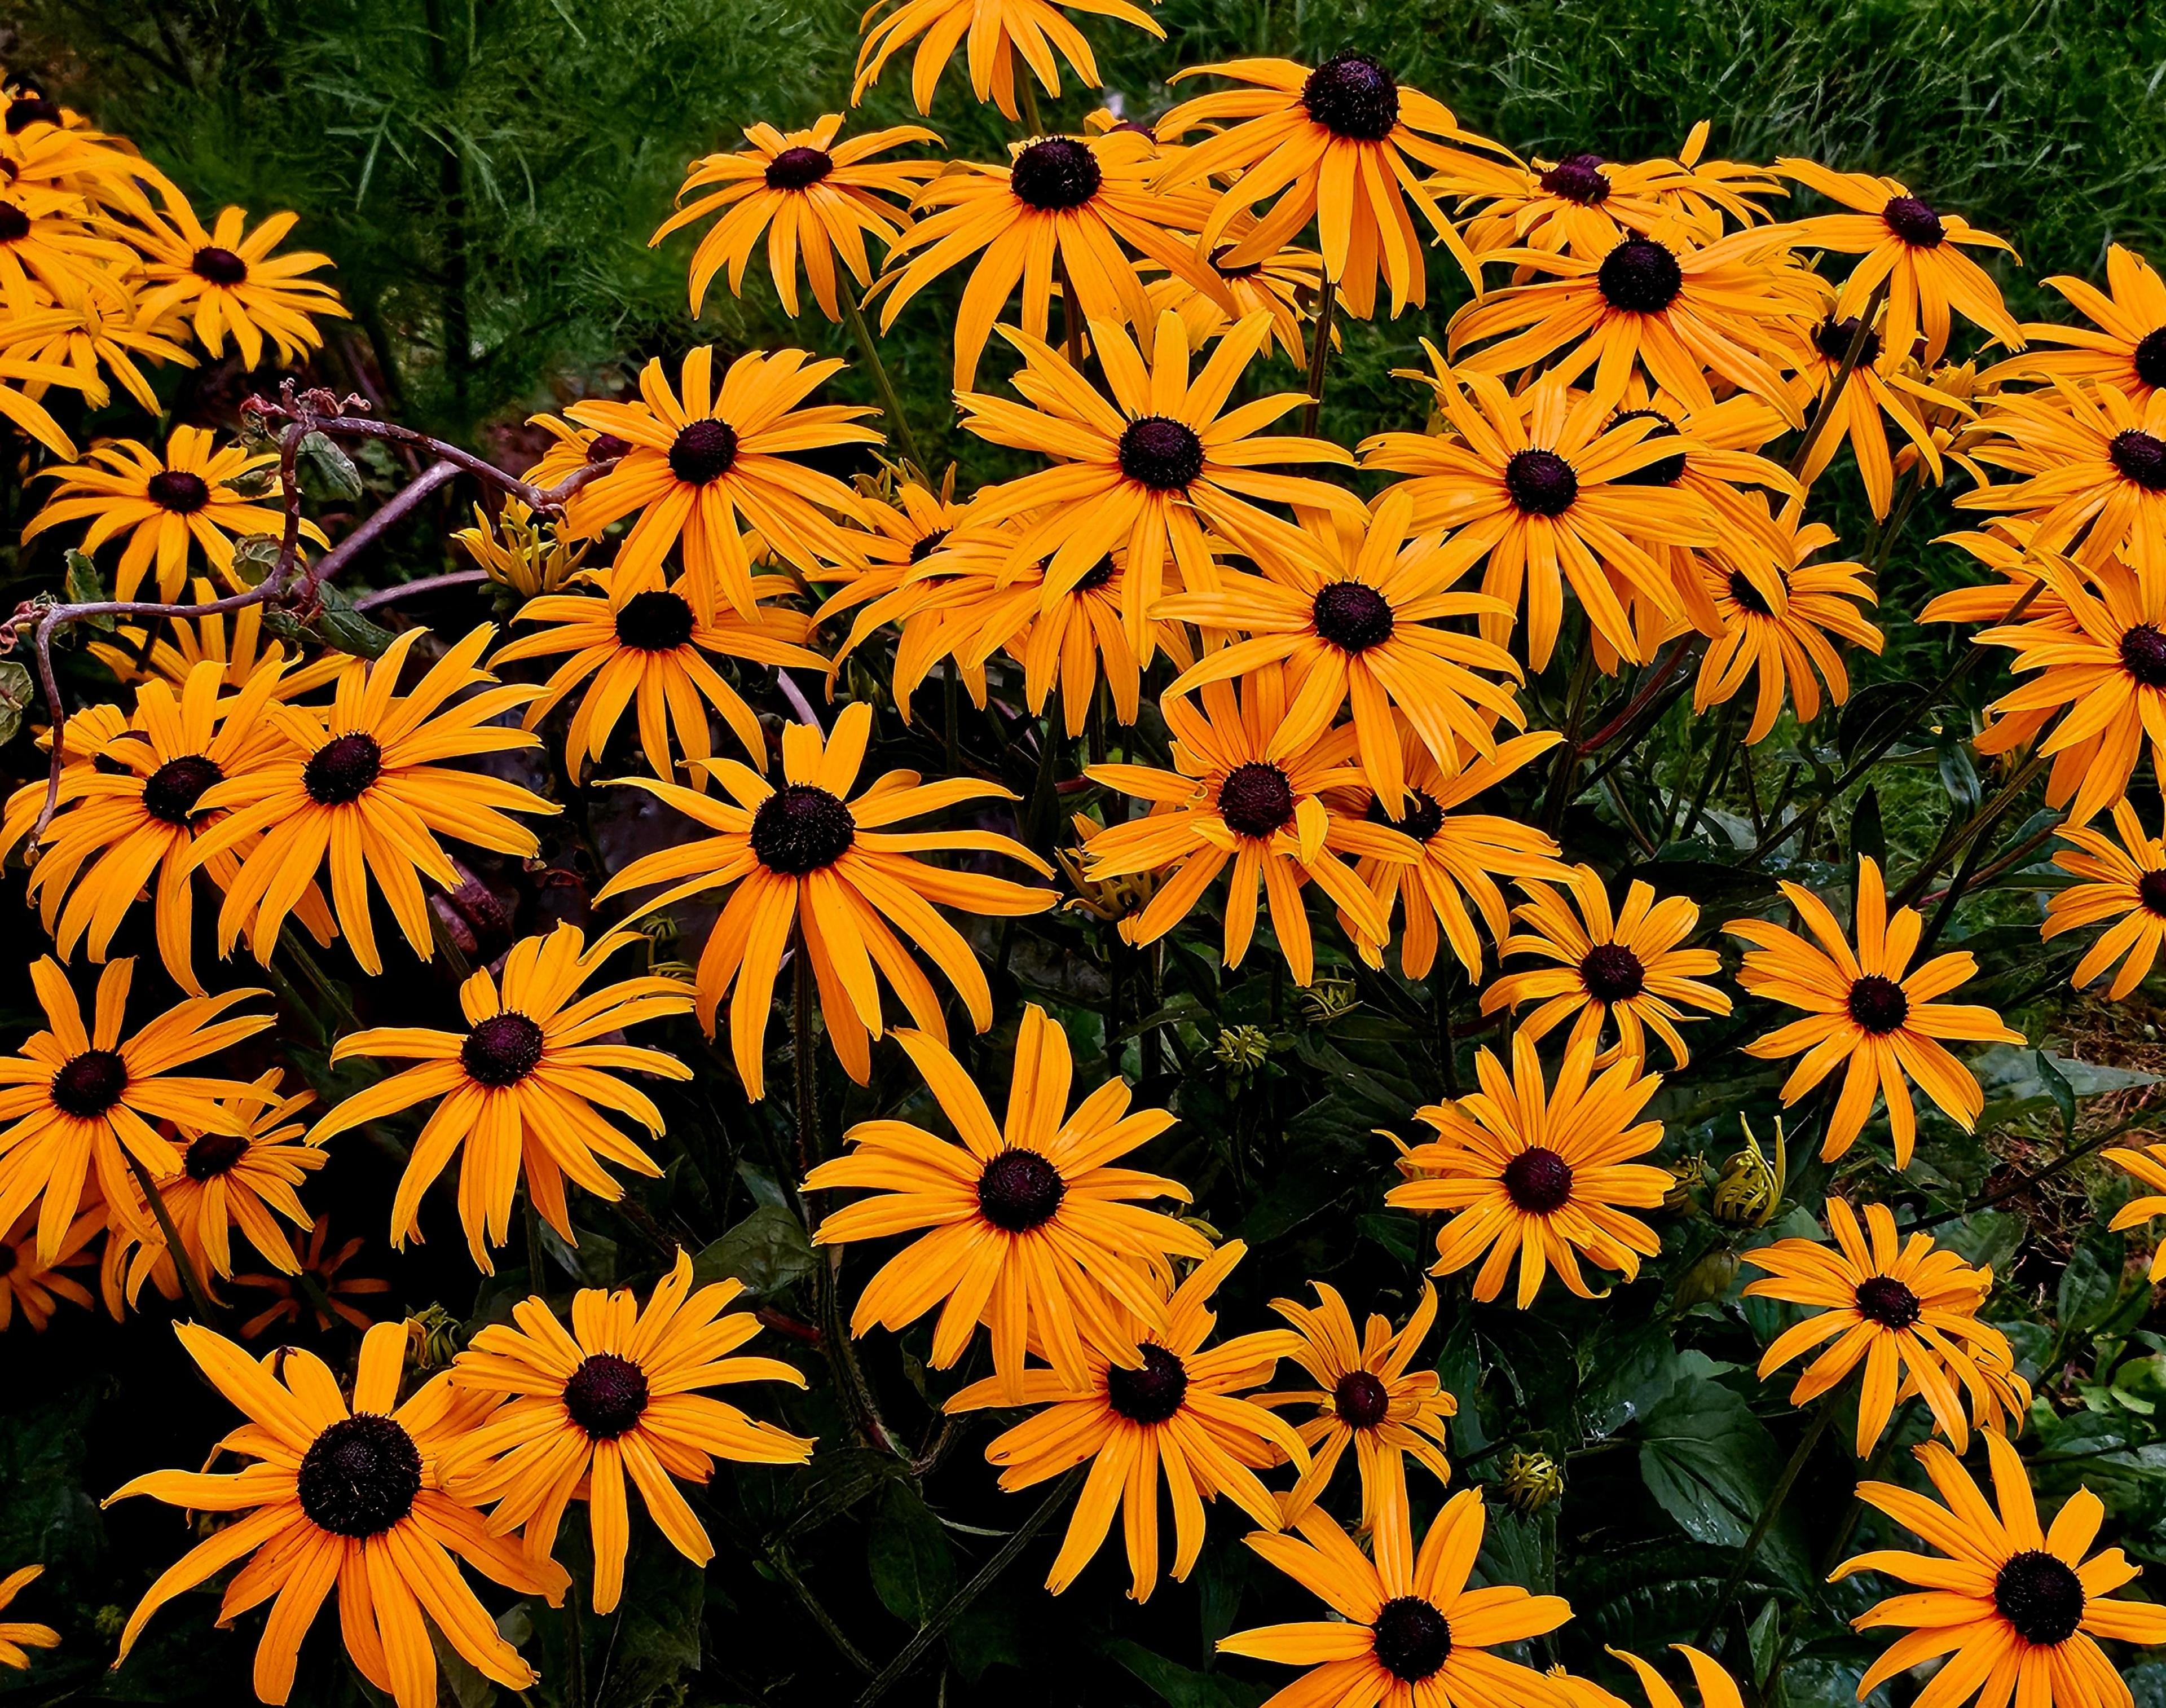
left=1848, top=785, right=1883, bottom=869
left=868, top=1482, right=956, bottom=1626
left=297, top=429, right=364, bottom=500
left=1636, top=1380, right=1808, bottom=1592
left=307, top=580, right=398, bottom=658
left=64, top=550, right=115, bottom=630
left=694, top=1204, right=816, bottom=1297
left=0, top=661, right=32, bottom=748
left=230, top=534, right=284, bottom=587
left=1106, top=1638, right=1266, bottom=1708
left=1836, top=681, right=1921, bottom=764
left=1937, top=738, right=1981, bottom=811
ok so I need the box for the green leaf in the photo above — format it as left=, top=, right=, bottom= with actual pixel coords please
left=1106, top=1638, right=1266, bottom=1708
left=2059, top=1230, right=2130, bottom=1337
left=693, top=1204, right=816, bottom=1297
left=946, top=1578, right=1028, bottom=1683
left=868, top=1482, right=956, bottom=1626
left=1848, top=785, right=1884, bottom=869
left=1636, top=1380, right=1808, bottom=1593
left=63, top=550, right=115, bottom=630
left=230, top=534, right=284, bottom=587
left=1836, top=680, right=1921, bottom=763
left=296, top=429, right=364, bottom=500
left=0, top=661, right=33, bottom=748
left=1938, top=737, right=1981, bottom=811
left=2036, top=1049, right=2078, bottom=1139
left=304, top=579, right=398, bottom=658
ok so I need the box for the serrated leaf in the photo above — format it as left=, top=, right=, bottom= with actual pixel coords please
left=306, top=580, right=397, bottom=658
left=0, top=661, right=32, bottom=747
left=230, top=534, right=284, bottom=587
left=296, top=429, right=363, bottom=500
left=63, top=551, right=114, bottom=631
left=693, top=1204, right=816, bottom=1297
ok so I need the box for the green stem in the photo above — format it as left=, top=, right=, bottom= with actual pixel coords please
left=1892, top=751, right=2048, bottom=914
left=1690, top=1390, right=1839, bottom=1649
left=124, top=1150, right=218, bottom=1322
left=838, top=276, right=928, bottom=479
left=1300, top=277, right=1336, bottom=438
left=1787, top=276, right=1892, bottom=482
left=1013, top=43, right=1045, bottom=135
left=1539, top=642, right=1600, bottom=833
left=279, top=926, right=362, bottom=1036
left=565, top=1584, right=587, bottom=1708
left=855, top=1467, right=1086, bottom=1708
left=1673, top=695, right=1742, bottom=844
left=1023, top=690, right=1062, bottom=856
left=773, top=1547, right=875, bottom=1674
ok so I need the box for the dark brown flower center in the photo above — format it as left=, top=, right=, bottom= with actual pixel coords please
left=1847, top=972, right=1910, bottom=1035
left=1596, top=235, right=1683, bottom=315
left=587, top=433, right=632, bottom=464
left=563, top=1352, right=651, bottom=1439
left=1117, top=415, right=1205, bottom=491
left=750, top=783, right=856, bottom=874
left=1882, top=195, right=1944, bottom=248
left=303, top=733, right=383, bottom=806
left=2139, top=869, right=2166, bottom=917
left=191, top=245, right=249, bottom=286
left=1503, top=1146, right=1574, bottom=1214
left=1610, top=408, right=1687, bottom=487
left=976, top=1148, right=1067, bottom=1231
left=141, top=754, right=224, bottom=825
left=0, top=203, right=27, bottom=243
left=461, top=1013, right=547, bottom=1088
left=1074, top=556, right=1116, bottom=592
left=907, top=527, right=952, bottom=564
left=2109, top=429, right=2166, bottom=491
left=185, top=1129, right=251, bottom=1181
left=1366, top=786, right=1444, bottom=843
left=2135, top=328, right=2166, bottom=390
left=669, top=418, right=740, bottom=485
left=1504, top=447, right=1579, bottom=517
left=1106, top=1343, right=1189, bottom=1424
left=1540, top=152, right=1610, bottom=205
left=2122, top=623, right=2166, bottom=688
left=1580, top=942, right=1646, bottom=1002
left=1993, top=1549, right=2085, bottom=1647
left=1853, top=1274, right=1921, bottom=1328
left=296, top=1413, right=422, bottom=1538
left=1728, top=570, right=1776, bottom=617
left=614, top=589, right=695, bottom=651
left=1009, top=138, right=1102, bottom=212
left=1301, top=53, right=1399, bottom=141
left=1311, top=581, right=1395, bottom=653
left=765, top=146, right=834, bottom=191
left=51, top=1049, right=127, bottom=1119
left=1333, top=1368, right=1390, bottom=1429
left=1371, top=1596, right=1452, bottom=1681
left=1812, top=315, right=1883, bottom=368
left=146, top=469, right=212, bottom=513
left=1218, top=761, right=1296, bottom=839
left=5, top=96, right=61, bottom=134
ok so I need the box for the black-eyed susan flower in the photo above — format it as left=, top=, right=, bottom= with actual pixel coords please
left=1835, top=1430, right=2166, bottom=1708
left=0, top=1207, right=98, bottom=1331
left=874, top=129, right=1232, bottom=390
left=1786, top=301, right=1962, bottom=519
left=1744, top=1196, right=2027, bottom=1457
left=2106, top=1143, right=2166, bottom=1282
left=111, top=1320, right=564, bottom=1708
left=310, top=923, right=693, bottom=1271
left=119, top=196, right=349, bottom=368
left=814, top=466, right=972, bottom=667
left=563, top=346, right=878, bottom=624
left=654, top=115, right=940, bottom=319
left=0, top=349, right=83, bottom=457
left=1341, top=724, right=1568, bottom=981
left=2042, top=800, right=2166, bottom=998
left=522, top=412, right=627, bottom=492
left=1361, top=361, right=1714, bottom=668
left=823, top=515, right=1015, bottom=714
left=86, top=575, right=346, bottom=698
left=1082, top=668, right=1408, bottom=985
left=0, top=1566, right=57, bottom=1671
left=1217, top=1487, right=1572, bottom=1708
left=1974, top=552, right=2165, bottom=825
left=230, top=1221, right=391, bottom=1338
left=491, top=562, right=826, bottom=786
left=22, top=425, right=319, bottom=601
left=1480, top=865, right=1729, bottom=1069
left=1684, top=501, right=1882, bottom=743
left=188, top=626, right=558, bottom=976
left=1156, top=488, right=1526, bottom=809
left=1386, top=1033, right=1668, bottom=1307
left=1954, top=381, right=2166, bottom=583
left=1774, top=161, right=2021, bottom=365
left=806, top=1003, right=1209, bottom=1402
left=452, top=496, right=589, bottom=602
left=124, top=1071, right=321, bottom=1298
left=0, top=957, right=272, bottom=1263
left=957, top=309, right=1364, bottom=658
left=1154, top=55, right=1504, bottom=318
left=0, top=658, right=334, bottom=994
left=1455, top=123, right=1783, bottom=263
left=1144, top=236, right=1326, bottom=366
left=443, top=1249, right=812, bottom=1613
left=1727, top=857, right=2024, bottom=1167
left=598, top=701, right=1055, bottom=1097
left=0, top=180, right=132, bottom=308
left=946, top=1240, right=1307, bottom=1601
left=1445, top=226, right=1813, bottom=423
left=1257, top=1281, right=1454, bottom=1531
left=853, top=0, right=1162, bottom=124
left=1996, top=243, right=2166, bottom=401
left=0, top=285, right=194, bottom=413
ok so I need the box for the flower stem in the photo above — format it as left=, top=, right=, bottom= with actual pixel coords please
left=1690, top=1389, right=1839, bottom=1648
left=837, top=276, right=928, bottom=481
left=123, top=1150, right=219, bottom=1323
left=1301, top=277, right=1337, bottom=438
left=1787, top=276, right=1892, bottom=483
left=1013, top=44, right=1045, bottom=135
left=279, top=926, right=362, bottom=1036
left=1539, top=642, right=1600, bottom=833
